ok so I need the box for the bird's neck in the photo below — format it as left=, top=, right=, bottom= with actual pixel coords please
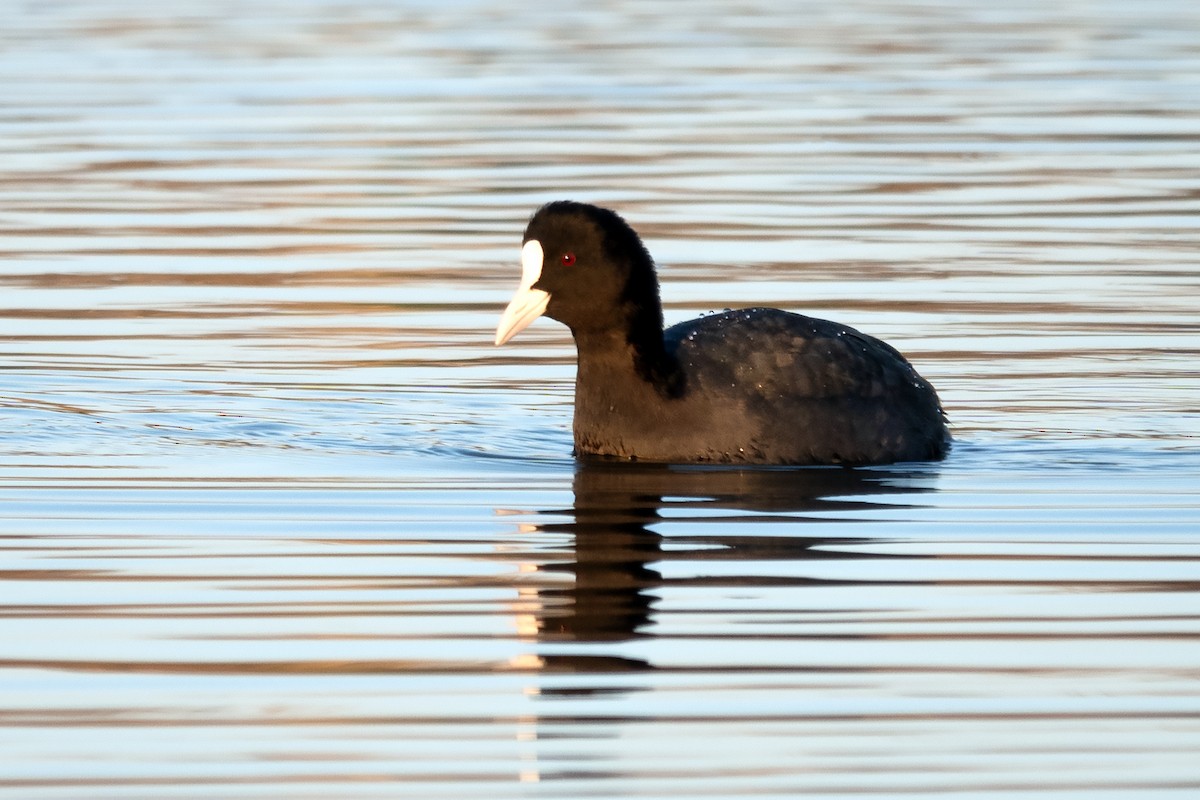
left=573, top=320, right=683, bottom=400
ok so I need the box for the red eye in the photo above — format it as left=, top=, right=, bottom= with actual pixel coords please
left=561, top=252, right=576, bottom=266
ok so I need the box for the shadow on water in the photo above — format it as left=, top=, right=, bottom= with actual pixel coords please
left=527, top=460, right=941, bottom=663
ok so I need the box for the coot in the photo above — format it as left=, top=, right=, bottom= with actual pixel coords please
left=495, top=201, right=949, bottom=465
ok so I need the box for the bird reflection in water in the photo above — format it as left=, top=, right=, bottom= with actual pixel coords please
left=519, top=460, right=940, bottom=665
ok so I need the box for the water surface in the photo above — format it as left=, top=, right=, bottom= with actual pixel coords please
left=2, top=1, right=1199, bottom=797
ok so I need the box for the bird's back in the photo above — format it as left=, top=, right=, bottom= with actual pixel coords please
left=663, top=308, right=948, bottom=464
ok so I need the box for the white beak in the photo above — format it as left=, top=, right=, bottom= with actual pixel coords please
left=494, top=239, right=550, bottom=346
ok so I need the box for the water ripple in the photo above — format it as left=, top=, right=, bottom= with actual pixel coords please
left=2, top=1, right=1199, bottom=797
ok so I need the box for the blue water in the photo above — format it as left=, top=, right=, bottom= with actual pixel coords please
left=2, top=1, right=1199, bottom=797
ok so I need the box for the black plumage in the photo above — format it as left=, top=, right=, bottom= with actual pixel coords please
left=495, top=201, right=949, bottom=465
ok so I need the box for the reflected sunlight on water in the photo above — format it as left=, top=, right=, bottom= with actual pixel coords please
left=1, top=0, right=1199, bottom=797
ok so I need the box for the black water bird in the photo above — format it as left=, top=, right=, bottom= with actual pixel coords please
left=495, top=201, right=949, bottom=465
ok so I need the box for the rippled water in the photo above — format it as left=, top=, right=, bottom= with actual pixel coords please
left=2, top=1, right=1200, bottom=797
